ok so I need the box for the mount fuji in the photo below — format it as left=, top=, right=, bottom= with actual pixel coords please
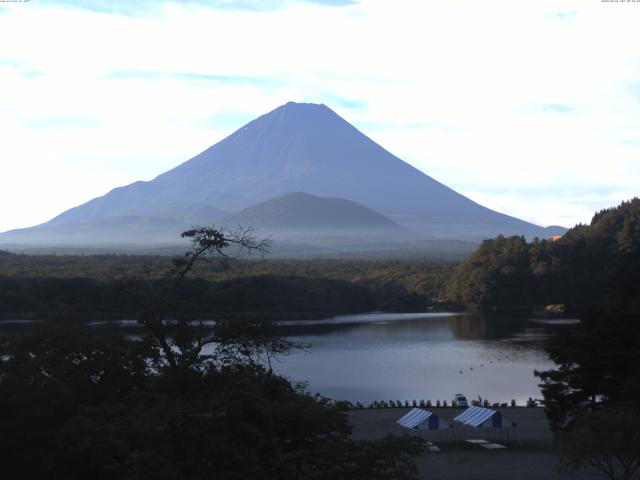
left=0, top=101, right=564, bottom=252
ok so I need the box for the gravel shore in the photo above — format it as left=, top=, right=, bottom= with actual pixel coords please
left=349, top=408, right=601, bottom=480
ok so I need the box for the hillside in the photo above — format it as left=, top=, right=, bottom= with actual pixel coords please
left=446, top=198, right=640, bottom=309
left=222, top=192, right=412, bottom=240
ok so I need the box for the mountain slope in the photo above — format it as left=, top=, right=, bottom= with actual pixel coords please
left=0, top=216, right=189, bottom=246
left=0, top=101, right=565, bottom=247
left=222, top=192, right=410, bottom=237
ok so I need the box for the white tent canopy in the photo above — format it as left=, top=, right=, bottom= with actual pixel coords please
left=397, top=408, right=451, bottom=430
left=454, top=406, right=516, bottom=428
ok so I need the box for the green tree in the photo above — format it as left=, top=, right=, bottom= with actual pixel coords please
left=0, top=225, right=427, bottom=480
left=535, top=308, right=640, bottom=431
left=446, top=198, right=640, bottom=311
left=557, top=407, right=640, bottom=480
left=0, top=320, right=156, bottom=479
left=535, top=200, right=640, bottom=430
left=446, top=235, right=533, bottom=306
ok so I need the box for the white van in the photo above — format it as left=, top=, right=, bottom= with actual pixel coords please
left=453, top=394, right=468, bottom=408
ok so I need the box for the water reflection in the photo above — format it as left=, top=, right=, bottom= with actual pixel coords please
left=0, top=311, right=573, bottom=405
left=272, top=312, right=573, bottom=404
left=448, top=314, right=516, bottom=340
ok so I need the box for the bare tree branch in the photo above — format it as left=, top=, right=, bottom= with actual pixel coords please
left=172, top=225, right=269, bottom=286
left=131, top=224, right=285, bottom=371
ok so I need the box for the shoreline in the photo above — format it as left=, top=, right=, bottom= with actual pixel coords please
left=349, top=408, right=601, bottom=480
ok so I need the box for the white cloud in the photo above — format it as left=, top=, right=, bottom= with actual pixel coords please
left=0, top=0, right=639, bottom=232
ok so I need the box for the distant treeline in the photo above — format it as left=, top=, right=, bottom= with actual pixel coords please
left=0, top=258, right=457, bottom=320
left=446, top=198, right=640, bottom=310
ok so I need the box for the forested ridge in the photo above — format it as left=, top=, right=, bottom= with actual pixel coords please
left=4, top=198, right=639, bottom=319
left=446, top=198, right=640, bottom=310
left=0, top=258, right=455, bottom=320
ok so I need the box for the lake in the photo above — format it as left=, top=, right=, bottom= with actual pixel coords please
left=0, top=311, right=573, bottom=406
left=268, top=312, right=574, bottom=405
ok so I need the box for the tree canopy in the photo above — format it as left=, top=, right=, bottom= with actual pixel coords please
left=446, top=198, right=640, bottom=310
left=0, top=225, right=426, bottom=480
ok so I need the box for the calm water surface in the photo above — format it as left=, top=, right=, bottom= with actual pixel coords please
left=270, top=312, right=574, bottom=405
left=0, top=312, right=574, bottom=405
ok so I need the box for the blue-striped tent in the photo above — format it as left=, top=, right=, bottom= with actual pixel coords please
left=454, top=406, right=515, bottom=428
left=397, top=408, right=451, bottom=430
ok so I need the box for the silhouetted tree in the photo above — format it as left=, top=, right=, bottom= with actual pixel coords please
left=133, top=225, right=276, bottom=370
left=0, top=226, right=427, bottom=479
left=557, top=407, right=640, bottom=480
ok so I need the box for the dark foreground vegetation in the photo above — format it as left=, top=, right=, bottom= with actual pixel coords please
left=0, top=227, right=426, bottom=479
left=450, top=199, right=640, bottom=480
left=0, top=320, right=426, bottom=480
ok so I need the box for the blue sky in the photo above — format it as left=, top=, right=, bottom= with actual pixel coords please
left=1, top=0, right=639, bottom=232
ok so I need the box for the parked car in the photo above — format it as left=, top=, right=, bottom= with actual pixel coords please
left=453, top=393, right=468, bottom=408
